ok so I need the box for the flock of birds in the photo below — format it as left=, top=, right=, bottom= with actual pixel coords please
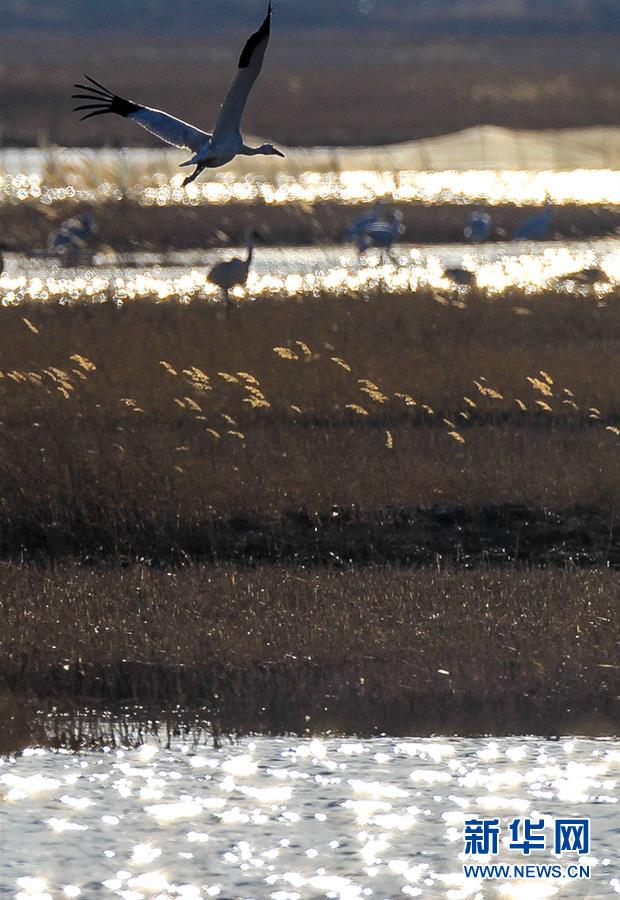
left=0, top=3, right=610, bottom=296
left=0, top=185, right=603, bottom=300
left=5, top=192, right=566, bottom=300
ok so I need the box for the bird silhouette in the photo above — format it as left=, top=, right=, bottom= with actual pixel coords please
left=72, top=3, right=284, bottom=187
left=207, top=231, right=256, bottom=309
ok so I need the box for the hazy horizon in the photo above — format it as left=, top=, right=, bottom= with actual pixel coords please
left=3, top=0, right=619, bottom=35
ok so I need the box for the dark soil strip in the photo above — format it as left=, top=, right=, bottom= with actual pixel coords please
left=2, top=505, right=617, bottom=567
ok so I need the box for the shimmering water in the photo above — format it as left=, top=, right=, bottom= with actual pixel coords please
left=1, top=240, right=619, bottom=304
left=1, top=736, right=619, bottom=898
left=2, top=143, right=620, bottom=207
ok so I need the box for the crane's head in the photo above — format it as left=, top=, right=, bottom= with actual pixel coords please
left=258, top=143, right=285, bottom=158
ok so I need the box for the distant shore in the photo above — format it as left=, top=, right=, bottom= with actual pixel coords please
left=1, top=200, right=619, bottom=253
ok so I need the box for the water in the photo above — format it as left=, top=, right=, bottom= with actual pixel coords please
left=1, top=240, right=619, bottom=305
left=2, top=736, right=619, bottom=898
left=2, top=140, right=620, bottom=206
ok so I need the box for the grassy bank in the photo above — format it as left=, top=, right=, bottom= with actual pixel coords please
left=0, top=288, right=617, bottom=561
left=1, top=563, right=619, bottom=753
left=2, top=201, right=620, bottom=253
left=0, top=287, right=617, bottom=751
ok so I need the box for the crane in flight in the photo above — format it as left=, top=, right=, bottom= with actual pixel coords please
left=72, top=2, right=284, bottom=187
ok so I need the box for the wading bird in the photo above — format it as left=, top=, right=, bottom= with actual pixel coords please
left=557, top=266, right=609, bottom=286
left=207, top=231, right=256, bottom=307
left=72, top=3, right=284, bottom=187
left=464, top=208, right=492, bottom=243
left=353, top=208, right=405, bottom=256
left=512, top=199, right=554, bottom=241
left=47, top=211, right=98, bottom=265
left=443, top=266, right=476, bottom=287
left=347, top=202, right=383, bottom=240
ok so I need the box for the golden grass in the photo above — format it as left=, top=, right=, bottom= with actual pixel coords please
left=0, top=288, right=617, bottom=559
left=1, top=562, right=618, bottom=748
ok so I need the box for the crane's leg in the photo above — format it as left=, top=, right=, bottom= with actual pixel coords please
left=181, top=167, right=200, bottom=188
left=181, top=161, right=207, bottom=188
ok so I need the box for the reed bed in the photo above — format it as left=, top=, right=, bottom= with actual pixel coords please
left=0, top=288, right=617, bottom=560
left=0, top=563, right=618, bottom=752
left=2, top=201, right=620, bottom=252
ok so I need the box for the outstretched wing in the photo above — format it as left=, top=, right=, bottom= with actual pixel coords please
left=72, top=75, right=210, bottom=153
left=213, top=1, right=272, bottom=140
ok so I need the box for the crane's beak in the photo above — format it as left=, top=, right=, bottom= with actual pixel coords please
left=273, top=148, right=285, bottom=158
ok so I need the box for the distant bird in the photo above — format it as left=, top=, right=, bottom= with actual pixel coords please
left=557, top=267, right=609, bottom=286
left=464, top=208, right=492, bottom=243
left=347, top=202, right=383, bottom=240
left=443, top=266, right=476, bottom=287
left=48, top=211, right=98, bottom=257
left=72, top=2, right=284, bottom=187
left=512, top=200, right=554, bottom=241
left=355, top=209, right=405, bottom=255
left=207, top=231, right=256, bottom=307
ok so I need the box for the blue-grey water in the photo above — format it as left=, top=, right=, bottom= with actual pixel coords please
left=1, top=736, right=619, bottom=898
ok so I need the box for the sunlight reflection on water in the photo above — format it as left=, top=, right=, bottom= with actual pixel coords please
left=1, top=241, right=618, bottom=305
left=1, top=736, right=619, bottom=898
left=2, top=169, right=620, bottom=208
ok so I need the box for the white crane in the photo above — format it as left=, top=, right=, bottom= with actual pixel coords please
left=464, top=208, right=492, bottom=243
left=48, top=211, right=98, bottom=255
left=72, top=2, right=284, bottom=187
left=207, top=231, right=256, bottom=307
left=347, top=202, right=383, bottom=240
left=352, top=208, right=405, bottom=256
left=46, top=211, right=98, bottom=266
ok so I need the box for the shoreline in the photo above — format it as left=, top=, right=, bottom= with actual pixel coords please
left=1, top=201, right=619, bottom=253
left=1, top=562, right=619, bottom=753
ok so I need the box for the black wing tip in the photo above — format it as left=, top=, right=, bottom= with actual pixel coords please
left=83, top=73, right=114, bottom=94
left=238, top=2, right=272, bottom=68
left=70, top=77, right=141, bottom=118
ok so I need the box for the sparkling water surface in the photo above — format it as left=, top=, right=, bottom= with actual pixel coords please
left=1, top=736, right=619, bottom=898
left=1, top=240, right=619, bottom=305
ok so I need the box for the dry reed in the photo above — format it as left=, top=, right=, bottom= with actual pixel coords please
left=0, top=288, right=617, bottom=559
left=0, top=563, right=618, bottom=747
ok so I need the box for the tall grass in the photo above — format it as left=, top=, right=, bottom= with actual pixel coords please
left=1, top=563, right=619, bottom=750
left=0, top=288, right=617, bottom=558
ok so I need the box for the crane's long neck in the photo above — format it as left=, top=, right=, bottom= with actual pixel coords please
left=246, top=235, right=255, bottom=265
left=241, top=143, right=270, bottom=157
